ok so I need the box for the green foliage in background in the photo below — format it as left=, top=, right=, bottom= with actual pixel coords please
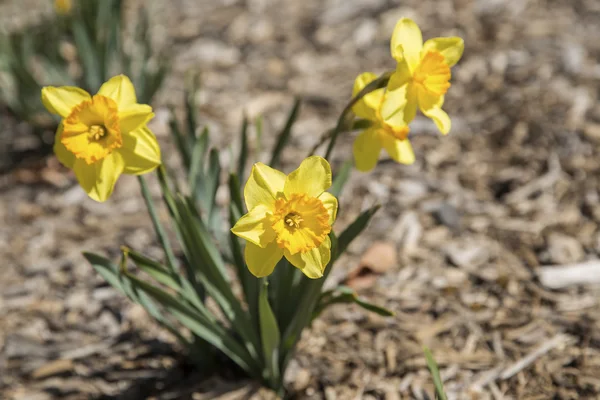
left=0, top=0, right=167, bottom=132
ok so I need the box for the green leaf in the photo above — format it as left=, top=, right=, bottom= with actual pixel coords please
left=269, top=258, right=297, bottom=329
left=168, top=106, right=192, bottom=170
left=280, top=232, right=338, bottom=369
left=138, top=175, right=178, bottom=273
left=171, top=197, right=261, bottom=361
left=269, top=98, right=301, bottom=168
left=72, top=18, right=101, bottom=91
left=254, top=115, right=263, bottom=154
left=204, top=148, right=222, bottom=232
left=228, top=173, right=244, bottom=216
left=329, top=159, right=353, bottom=198
left=125, top=247, right=180, bottom=290
left=337, top=205, right=380, bottom=256
left=185, top=74, right=200, bottom=138
left=123, top=269, right=261, bottom=378
left=424, top=347, right=448, bottom=400
left=238, top=116, right=249, bottom=182
left=312, top=286, right=393, bottom=321
left=83, top=252, right=191, bottom=349
left=84, top=252, right=125, bottom=292
left=189, top=126, right=209, bottom=196
left=259, top=281, right=281, bottom=386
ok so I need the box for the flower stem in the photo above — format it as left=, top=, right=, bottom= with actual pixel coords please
left=321, top=71, right=393, bottom=161
left=138, top=173, right=178, bottom=273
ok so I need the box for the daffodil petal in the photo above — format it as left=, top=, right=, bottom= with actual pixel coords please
left=284, top=156, right=332, bottom=198
left=97, top=75, right=137, bottom=109
left=387, top=58, right=412, bottom=91
left=119, top=126, right=161, bottom=175
left=244, top=163, right=286, bottom=211
left=73, top=153, right=125, bottom=202
left=245, top=241, right=283, bottom=278
left=422, top=37, right=464, bottom=67
left=381, top=135, right=415, bottom=164
left=318, top=192, right=338, bottom=225
left=423, top=106, right=451, bottom=135
left=119, top=104, right=154, bottom=133
left=390, top=18, right=423, bottom=71
left=404, top=83, right=419, bottom=124
left=353, top=128, right=381, bottom=172
left=41, top=86, right=90, bottom=118
left=284, top=235, right=331, bottom=279
left=53, top=123, right=75, bottom=168
left=380, top=83, right=409, bottom=128
left=231, top=204, right=277, bottom=247
left=418, top=91, right=450, bottom=134
left=352, top=72, right=384, bottom=120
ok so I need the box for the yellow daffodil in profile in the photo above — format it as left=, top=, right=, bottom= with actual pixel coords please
left=385, top=18, right=464, bottom=135
left=231, top=156, right=338, bottom=279
left=41, top=75, right=161, bottom=202
left=351, top=72, right=415, bottom=172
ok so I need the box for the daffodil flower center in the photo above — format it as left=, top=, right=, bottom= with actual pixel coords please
left=284, top=212, right=303, bottom=229
left=61, top=94, right=122, bottom=165
left=271, top=193, right=330, bottom=254
left=88, top=125, right=107, bottom=141
left=413, top=51, right=451, bottom=96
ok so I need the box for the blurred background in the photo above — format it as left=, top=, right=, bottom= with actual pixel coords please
left=2, top=0, right=600, bottom=398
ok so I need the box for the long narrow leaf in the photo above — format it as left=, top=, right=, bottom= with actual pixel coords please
left=172, top=197, right=261, bottom=361
left=270, top=259, right=297, bottom=330
left=337, top=205, right=380, bottom=256
left=259, top=281, right=280, bottom=386
left=280, top=232, right=338, bottom=368
left=238, top=116, right=249, bottom=181
left=124, top=270, right=260, bottom=377
left=168, top=107, right=192, bottom=170
left=185, top=75, right=200, bottom=139
left=424, top=347, right=448, bottom=400
left=138, top=175, right=178, bottom=272
left=71, top=19, right=101, bottom=91
left=228, top=173, right=244, bottom=216
left=312, top=286, right=394, bottom=321
left=329, top=160, right=353, bottom=198
left=189, top=126, right=209, bottom=196
left=255, top=115, right=263, bottom=154
left=83, top=252, right=191, bottom=349
left=204, top=149, right=221, bottom=226
left=269, top=98, right=300, bottom=168
left=125, top=247, right=180, bottom=290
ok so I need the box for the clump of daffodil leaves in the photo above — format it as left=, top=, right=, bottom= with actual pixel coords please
left=42, top=17, right=463, bottom=395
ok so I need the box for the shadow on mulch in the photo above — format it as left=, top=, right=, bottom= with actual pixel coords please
left=84, top=332, right=260, bottom=400
left=0, top=108, right=56, bottom=174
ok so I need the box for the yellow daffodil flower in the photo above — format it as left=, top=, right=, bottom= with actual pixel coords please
left=54, top=0, right=72, bottom=14
left=231, top=156, right=338, bottom=279
left=351, top=72, right=415, bottom=172
left=384, top=18, right=464, bottom=135
left=41, top=75, right=161, bottom=202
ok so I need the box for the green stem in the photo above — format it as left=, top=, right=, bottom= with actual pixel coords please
left=323, top=71, right=393, bottom=161
left=138, top=174, right=178, bottom=273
